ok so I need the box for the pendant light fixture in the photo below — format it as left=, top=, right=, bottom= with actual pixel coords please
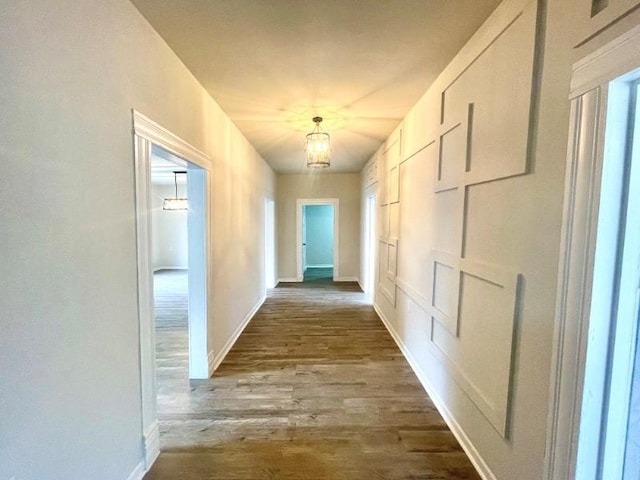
left=163, top=171, right=188, bottom=210
left=305, top=116, right=330, bottom=168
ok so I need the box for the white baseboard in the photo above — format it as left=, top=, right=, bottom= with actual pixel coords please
left=207, top=350, right=216, bottom=374
left=153, top=266, right=187, bottom=272
left=278, top=277, right=301, bottom=283
left=126, top=460, right=146, bottom=480
left=306, top=264, right=333, bottom=268
left=334, top=276, right=359, bottom=282
left=143, top=421, right=160, bottom=470
left=373, top=303, right=496, bottom=480
left=208, top=295, right=266, bottom=375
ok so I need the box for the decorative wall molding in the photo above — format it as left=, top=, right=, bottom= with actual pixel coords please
left=378, top=237, right=399, bottom=307
left=375, top=0, right=535, bottom=442
left=209, top=295, right=266, bottom=375
left=415, top=0, right=534, bottom=436
left=571, top=23, right=640, bottom=97
left=363, top=155, right=378, bottom=188
left=402, top=0, right=533, bottom=161
left=430, top=250, right=460, bottom=336
left=400, top=251, right=521, bottom=437
left=431, top=263, right=521, bottom=437
left=374, top=302, right=497, bottom=480
left=573, top=0, right=640, bottom=48
left=132, top=110, right=210, bottom=168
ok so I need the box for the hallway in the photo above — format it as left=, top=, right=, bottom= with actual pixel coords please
left=145, top=276, right=480, bottom=480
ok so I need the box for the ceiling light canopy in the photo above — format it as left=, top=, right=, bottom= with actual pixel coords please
left=163, top=171, right=188, bottom=211
left=305, top=116, right=330, bottom=169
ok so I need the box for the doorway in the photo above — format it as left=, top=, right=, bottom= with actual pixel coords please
left=149, top=144, right=209, bottom=375
left=264, top=198, right=276, bottom=289
left=575, top=77, right=640, bottom=480
left=303, top=204, right=334, bottom=281
left=364, top=194, right=377, bottom=302
left=132, top=110, right=211, bottom=469
left=296, top=198, right=339, bottom=282
left=545, top=26, right=640, bottom=480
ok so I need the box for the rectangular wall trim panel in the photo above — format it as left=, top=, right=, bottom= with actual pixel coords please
left=431, top=261, right=521, bottom=437
left=374, top=0, right=536, bottom=444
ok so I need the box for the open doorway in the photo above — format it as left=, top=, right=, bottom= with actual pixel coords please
left=296, top=198, right=339, bottom=282
left=303, top=204, right=334, bottom=281
left=364, top=194, right=377, bottom=302
left=150, top=153, right=189, bottom=403
left=132, top=110, right=211, bottom=469
left=149, top=145, right=208, bottom=381
left=264, top=198, right=276, bottom=289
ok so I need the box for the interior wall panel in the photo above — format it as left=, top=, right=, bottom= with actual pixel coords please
left=369, top=0, right=539, bottom=470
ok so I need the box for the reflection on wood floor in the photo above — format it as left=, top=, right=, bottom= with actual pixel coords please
left=145, top=271, right=480, bottom=480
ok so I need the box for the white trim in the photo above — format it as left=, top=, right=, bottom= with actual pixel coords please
left=143, top=421, right=160, bottom=469
left=132, top=133, right=156, bottom=473
left=305, top=264, right=334, bottom=268
left=133, top=110, right=210, bottom=167
left=296, top=198, right=340, bottom=281
left=132, top=109, right=212, bottom=474
left=125, top=461, right=146, bottom=480
left=373, top=303, right=495, bottom=480
left=208, top=295, right=266, bottom=375
left=571, top=24, right=640, bottom=98
left=334, top=276, right=359, bottom=282
left=278, top=277, right=300, bottom=283
left=152, top=265, right=187, bottom=272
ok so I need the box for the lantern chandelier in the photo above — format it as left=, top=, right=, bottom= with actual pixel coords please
left=305, top=116, right=330, bottom=168
left=163, top=171, right=188, bottom=211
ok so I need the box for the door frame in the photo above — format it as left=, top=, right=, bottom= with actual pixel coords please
left=544, top=25, right=640, bottom=480
left=132, top=110, right=212, bottom=469
left=264, top=198, right=276, bottom=289
left=296, top=198, right=339, bottom=281
left=365, top=193, right=377, bottom=301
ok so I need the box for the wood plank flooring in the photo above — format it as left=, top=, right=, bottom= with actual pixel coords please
left=145, top=272, right=480, bottom=480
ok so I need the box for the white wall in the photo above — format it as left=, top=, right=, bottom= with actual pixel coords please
left=0, top=1, right=275, bottom=479
left=277, top=173, right=360, bottom=282
left=362, top=0, right=640, bottom=479
left=151, top=183, right=188, bottom=270
left=304, top=205, right=334, bottom=267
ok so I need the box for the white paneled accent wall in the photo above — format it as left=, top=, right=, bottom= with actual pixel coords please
left=366, top=0, right=548, bottom=478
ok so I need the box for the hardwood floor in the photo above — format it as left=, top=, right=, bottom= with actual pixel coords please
left=145, top=272, right=480, bottom=480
